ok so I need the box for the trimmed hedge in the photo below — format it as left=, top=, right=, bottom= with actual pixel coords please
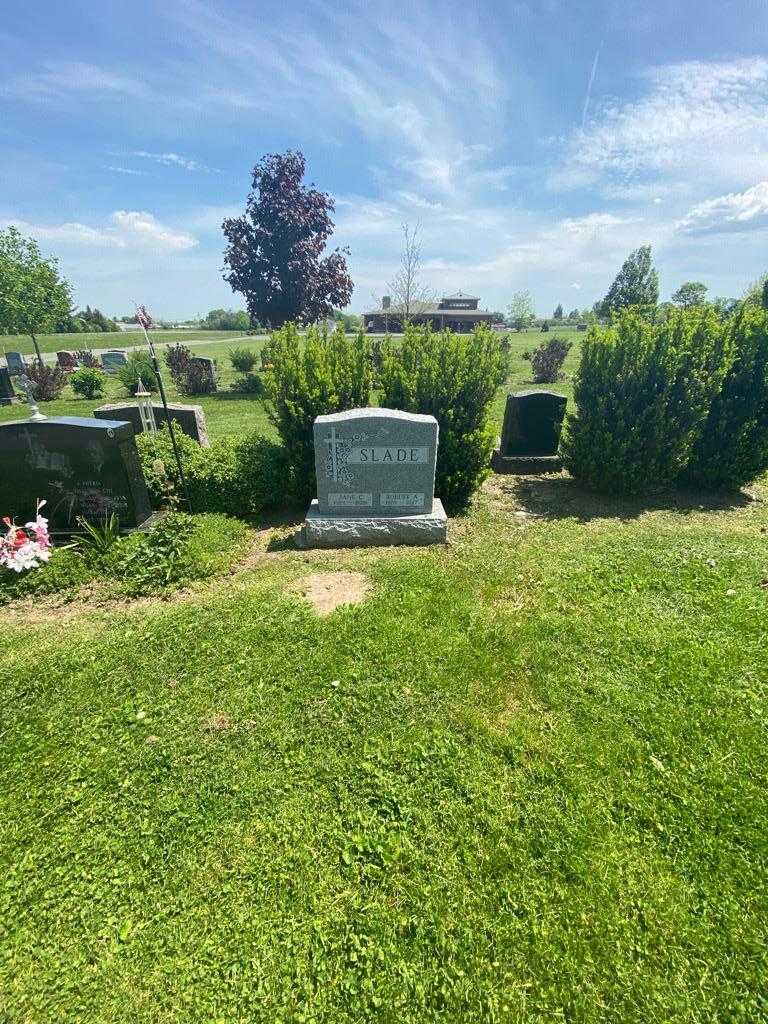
left=684, top=304, right=768, bottom=490
left=137, top=428, right=291, bottom=517
left=563, top=309, right=731, bottom=495
left=380, top=325, right=506, bottom=507
left=263, top=323, right=371, bottom=501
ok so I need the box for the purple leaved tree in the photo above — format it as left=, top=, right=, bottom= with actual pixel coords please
left=222, top=150, right=353, bottom=329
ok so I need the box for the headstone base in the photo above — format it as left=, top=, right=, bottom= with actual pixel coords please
left=492, top=451, right=563, bottom=474
left=300, top=498, right=447, bottom=549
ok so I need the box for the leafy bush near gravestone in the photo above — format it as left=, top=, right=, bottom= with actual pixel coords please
left=524, top=337, right=572, bottom=383
left=25, top=361, right=66, bottom=401
left=380, top=324, right=506, bottom=507
left=137, top=426, right=292, bottom=516
left=229, top=346, right=258, bottom=373
left=683, top=304, right=768, bottom=490
left=0, top=512, right=250, bottom=605
left=70, top=366, right=106, bottom=399
left=118, top=352, right=158, bottom=395
left=563, top=308, right=731, bottom=495
left=164, top=343, right=192, bottom=386
left=229, top=372, right=266, bottom=396
left=263, top=322, right=371, bottom=501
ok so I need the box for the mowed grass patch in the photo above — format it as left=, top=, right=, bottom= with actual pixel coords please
left=0, top=328, right=579, bottom=441
left=1, top=480, right=766, bottom=1022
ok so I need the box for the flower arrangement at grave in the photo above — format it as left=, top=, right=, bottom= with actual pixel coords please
left=0, top=501, right=52, bottom=572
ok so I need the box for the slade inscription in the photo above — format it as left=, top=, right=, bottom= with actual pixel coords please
left=313, top=408, right=439, bottom=518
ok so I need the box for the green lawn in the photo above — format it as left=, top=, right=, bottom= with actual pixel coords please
left=0, top=328, right=580, bottom=440
left=5, top=321, right=763, bottom=1020
left=1, top=329, right=255, bottom=358
left=1, top=476, right=766, bottom=1020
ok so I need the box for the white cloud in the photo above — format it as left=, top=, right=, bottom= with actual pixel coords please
left=676, top=181, right=768, bottom=235
left=1, top=211, right=197, bottom=253
left=564, top=58, right=768, bottom=191
left=131, top=151, right=202, bottom=172
left=2, top=61, right=145, bottom=101
left=107, top=166, right=144, bottom=176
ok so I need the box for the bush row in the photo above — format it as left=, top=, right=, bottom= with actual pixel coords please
left=263, top=322, right=506, bottom=508
left=564, top=305, right=768, bottom=493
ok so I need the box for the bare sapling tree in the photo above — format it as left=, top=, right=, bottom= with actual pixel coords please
left=387, top=223, right=434, bottom=322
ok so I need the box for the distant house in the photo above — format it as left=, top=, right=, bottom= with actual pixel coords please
left=364, top=292, right=494, bottom=333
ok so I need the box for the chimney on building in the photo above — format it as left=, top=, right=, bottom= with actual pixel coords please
left=382, top=295, right=391, bottom=310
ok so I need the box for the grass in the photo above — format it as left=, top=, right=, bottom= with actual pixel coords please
left=1, top=329, right=256, bottom=358
left=0, top=328, right=580, bottom=441
left=1, top=473, right=766, bottom=1020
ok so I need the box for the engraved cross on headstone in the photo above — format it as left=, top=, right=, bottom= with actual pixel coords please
left=325, top=425, right=343, bottom=481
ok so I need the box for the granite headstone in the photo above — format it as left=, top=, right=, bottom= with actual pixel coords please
left=94, top=401, right=209, bottom=446
left=0, top=416, right=152, bottom=530
left=101, top=350, right=128, bottom=373
left=493, top=390, right=567, bottom=474
left=188, top=357, right=217, bottom=393
left=0, top=368, right=17, bottom=406
left=301, top=407, right=447, bottom=547
left=5, top=352, right=27, bottom=376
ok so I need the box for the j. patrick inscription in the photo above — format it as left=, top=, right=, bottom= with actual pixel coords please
left=314, top=408, right=439, bottom=517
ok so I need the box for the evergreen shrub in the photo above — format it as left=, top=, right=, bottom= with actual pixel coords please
left=563, top=309, right=731, bottom=495
left=263, top=323, right=371, bottom=500
left=380, top=324, right=506, bottom=507
left=684, top=304, right=768, bottom=490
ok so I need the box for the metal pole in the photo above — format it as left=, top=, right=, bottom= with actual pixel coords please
left=136, top=309, right=191, bottom=510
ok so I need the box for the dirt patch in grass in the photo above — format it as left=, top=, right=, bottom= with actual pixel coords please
left=289, top=571, right=372, bottom=616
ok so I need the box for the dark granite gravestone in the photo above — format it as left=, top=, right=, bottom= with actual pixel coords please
left=188, top=357, right=217, bottom=393
left=94, top=401, right=209, bottom=446
left=492, top=390, right=567, bottom=474
left=0, top=368, right=18, bottom=406
left=0, top=416, right=152, bottom=530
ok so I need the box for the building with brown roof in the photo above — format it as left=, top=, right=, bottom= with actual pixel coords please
left=364, top=292, right=494, bottom=333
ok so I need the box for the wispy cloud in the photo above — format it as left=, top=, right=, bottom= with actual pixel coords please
left=676, top=181, right=768, bottom=235
left=0, top=211, right=197, bottom=252
left=565, top=57, right=768, bottom=190
left=131, top=151, right=203, bottom=172
left=2, top=60, right=145, bottom=101
left=107, top=166, right=145, bottom=176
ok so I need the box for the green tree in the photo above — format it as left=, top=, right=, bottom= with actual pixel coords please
left=762, top=278, right=768, bottom=311
left=201, top=308, right=252, bottom=331
left=671, top=281, right=708, bottom=308
left=508, top=290, right=535, bottom=331
left=553, top=303, right=563, bottom=320
left=0, top=226, right=73, bottom=362
left=599, top=245, right=659, bottom=318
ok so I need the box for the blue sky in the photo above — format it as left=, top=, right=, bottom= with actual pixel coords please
left=2, top=0, right=768, bottom=319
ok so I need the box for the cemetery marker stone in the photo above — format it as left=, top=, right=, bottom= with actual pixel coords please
left=0, top=416, right=152, bottom=530
left=493, top=390, right=567, bottom=473
left=302, top=407, right=447, bottom=547
left=94, top=401, right=210, bottom=446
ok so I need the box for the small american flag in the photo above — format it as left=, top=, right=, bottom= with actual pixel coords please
left=135, top=305, right=153, bottom=330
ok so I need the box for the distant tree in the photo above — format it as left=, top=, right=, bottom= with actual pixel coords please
left=553, top=303, right=563, bottom=320
left=671, top=281, right=708, bottom=308
left=568, top=308, right=580, bottom=320
left=508, top=290, right=535, bottom=331
left=541, top=320, right=550, bottom=332
left=489, top=311, right=506, bottom=324
left=223, top=150, right=353, bottom=328
left=333, top=309, right=362, bottom=331
left=712, top=297, right=740, bottom=320
left=763, top=278, right=768, bottom=310
left=0, top=226, right=73, bottom=362
left=201, top=308, right=252, bottom=331
left=387, top=223, right=433, bottom=321
left=598, top=245, right=659, bottom=318
left=743, top=271, right=767, bottom=306
left=75, top=305, right=118, bottom=332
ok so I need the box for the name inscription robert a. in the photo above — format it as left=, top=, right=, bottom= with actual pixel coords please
left=349, top=446, right=428, bottom=464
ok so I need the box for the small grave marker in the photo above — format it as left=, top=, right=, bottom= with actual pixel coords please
left=492, top=390, right=567, bottom=474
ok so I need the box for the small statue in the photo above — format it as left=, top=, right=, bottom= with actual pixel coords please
left=18, top=375, right=46, bottom=422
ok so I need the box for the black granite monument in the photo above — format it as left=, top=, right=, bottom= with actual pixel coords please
left=492, top=390, right=567, bottom=473
left=0, top=416, right=152, bottom=530
left=94, top=401, right=209, bottom=445
left=0, top=368, right=17, bottom=407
